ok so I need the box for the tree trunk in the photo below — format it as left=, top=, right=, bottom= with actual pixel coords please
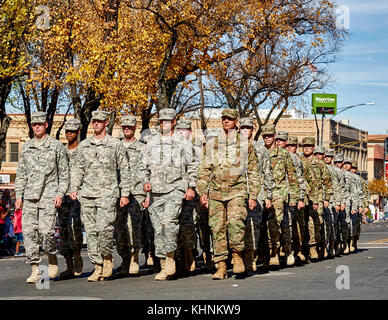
left=106, top=110, right=116, bottom=135
left=0, top=82, right=12, bottom=167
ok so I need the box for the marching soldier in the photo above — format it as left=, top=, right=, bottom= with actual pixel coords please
left=197, top=109, right=260, bottom=279
left=262, top=125, right=299, bottom=267
left=58, top=118, right=84, bottom=279
left=286, top=136, right=307, bottom=263
left=15, top=111, right=69, bottom=283
left=139, top=108, right=198, bottom=281
left=70, top=110, right=132, bottom=281
left=300, top=137, right=332, bottom=261
left=239, top=117, right=275, bottom=273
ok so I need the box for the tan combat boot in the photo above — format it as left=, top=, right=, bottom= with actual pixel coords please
left=309, top=246, right=319, bottom=260
left=165, top=252, right=176, bottom=276
left=102, top=255, right=114, bottom=278
left=88, top=264, right=103, bottom=282
left=116, top=259, right=130, bottom=276
left=59, top=257, right=74, bottom=280
left=252, top=251, right=258, bottom=272
left=73, top=250, right=83, bottom=276
left=212, top=260, right=227, bottom=280
left=297, top=252, right=306, bottom=262
left=343, top=243, right=349, bottom=254
left=155, top=259, right=167, bottom=280
left=129, top=253, right=140, bottom=274
left=48, top=255, right=59, bottom=279
left=243, top=250, right=254, bottom=272
left=350, top=240, right=355, bottom=253
left=146, top=252, right=154, bottom=266
left=184, top=249, right=195, bottom=272
left=269, top=248, right=279, bottom=266
left=324, top=247, right=329, bottom=258
left=232, top=251, right=245, bottom=274
left=286, top=253, right=295, bottom=266
left=26, top=263, right=41, bottom=284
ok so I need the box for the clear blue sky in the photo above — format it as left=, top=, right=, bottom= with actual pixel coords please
left=322, top=0, right=388, bottom=134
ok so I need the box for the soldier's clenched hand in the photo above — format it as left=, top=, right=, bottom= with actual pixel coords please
left=142, top=197, right=150, bottom=209
left=335, top=205, right=340, bottom=213
left=184, top=188, right=195, bottom=201
left=323, top=201, right=329, bottom=208
left=143, top=182, right=152, bottom=192
left=313, top=203, right=319, bottom=212
left=265, top=199, right=272, bottom=209
left=297, top=200, right=305, bottom=210
left=54, top=196, right=62, bottom=208
left=120, top=196, right=129, bottom=207
left=200, top=195, right=208, bottom=209
left=341, top=203, right=346, bottom=211
left=248, top=199, right=257, bottom=210
left=70, top=191, right=77, bottom=201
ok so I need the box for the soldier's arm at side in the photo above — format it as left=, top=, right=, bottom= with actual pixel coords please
left=286, top=153, right=299, bottom=205
left=70, top=143, right=85, bottom=198
left=139, top=143, right=151, bottom=191
left=14, top=144, right=27, bottom=208
left=247, top=143, right=260, bottom=201
left=262, top=149, right=275, bottom=201
left=196, top=144, right=212, bottom=199
left=56, top=143, right=70, bottom=199
left=117, top=143, right=132, bottom=198
left=321, top=163, right=333, bottom=203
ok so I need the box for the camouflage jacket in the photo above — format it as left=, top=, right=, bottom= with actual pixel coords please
left=15, top=135, right=69, bottom=200
left=197, top=131, right=260, bottom=201
left=121, top=139, right=147, bottom=197
left=343, top=170, right=361, bottom=209
left=252, top=140, right=275, bottom=202
left=326, top=163, right=342, bottom=206
left=333, top=165, right=349, bottom=207
left=300, top=156, right=333, bottom=204
left=268, top=146, right=299, bottom=203
left=139, top=132, right=198, bottom=194
left=72, top=134, right=131, bottom=199
left=361, top=177, right=369, bottom=208
left=66, top=146, right=79, bottom=196
left=289, top=152, right=306, bottom=201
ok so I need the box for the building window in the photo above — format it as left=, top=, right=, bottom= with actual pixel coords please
left=9, top=143, right=19, bottom=162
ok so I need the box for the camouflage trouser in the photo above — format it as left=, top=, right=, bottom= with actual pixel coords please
left=148, top=190, right=184, bottom=259
left=244, top=200, right=262, bottom=251
left=305, top=201, right=324, bottom=247
left=115, top=196, right=144, bottom=261
left=291, top=207, right=306, bottom=255
left=79, top=196, right=117, bottom=265
left=323, top=206, right=335, bottom=248
left=332, top=207, right=341, bottom=250
left=281, top=204, right=292, bottom=255
left=267, top=199, right=284, bottom=250
left=338, top=209, right=350, bottom=246
left=141, top=208, right=155, bottom=257
left=178, top=194, right=199, bottom=250
left=23, top=198, right=58, bottom=264
left=196, top=205, right=212, bottom=253
left=351, top=209, right=362, bottom=241
left=208, top=196, right=247, bottom=263
left=57, top=196, right=83, bottom=258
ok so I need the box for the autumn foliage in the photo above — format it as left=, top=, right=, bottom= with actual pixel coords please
left=369, top=179, right=388, bottom=197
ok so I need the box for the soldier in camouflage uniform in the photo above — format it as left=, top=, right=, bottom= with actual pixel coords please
left=324, top=149, right=349, bottom=257
left=286, top=136, right=307, bottom=263
left=115, top=114, right=148, bottom=276
left=58, top=118, right=84, bottom=279
left=197, top=109, right=260, bottom=280
left=315, top=146, right=339, bottom=258
left=239, top=117, right=274, bottom=273
left=349, top=161, right=365, bottom=252
left=139, top=108, right=198, bottom=281
left=15, top=112, right=69, bottom=283
left=70, top=110, right=132, bottom=282
left=300, top=137, right=333, bottom=261
left=262, top=125, right=299, bottom=267
left=333, top=153, right=351, bottom=254
left=175, top=118, right=201, bottom=275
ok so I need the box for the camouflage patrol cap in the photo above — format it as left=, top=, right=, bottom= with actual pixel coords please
left=287, top=136, right=298, bottom=145
left=176, top=119, right=191, bottom=130
left=276, top=131, right=288, bottom=141
left=261, top=124, right=276, bottom=135
left=302, top=137, right=315, bottom=146
left=333, top=153, right=344, bottom=163
left=239, top=117, right=254, bottom=128
left=314, top=146, right=325, bottom=154
left=91, top=110, right=109, bottom=121
left=158, top=108, right=176, bottom=120
left=120, top=114, right=137, bottom=127
left=344, top=157, right=353, bottom=164
left=325, top=148, right=335, bottom=157
left=221, top=108, right=238, bottom=119
left=31, top=111, right=47, bottom=124
left=64, top=118, right=81, bottom=131
left=352, top=161, right=358, bottom=169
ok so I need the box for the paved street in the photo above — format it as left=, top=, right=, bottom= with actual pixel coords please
left=1, top=221, right=388, bottom=300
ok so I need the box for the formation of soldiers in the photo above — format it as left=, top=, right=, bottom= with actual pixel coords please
left=14, top=108, right=369, bottom=283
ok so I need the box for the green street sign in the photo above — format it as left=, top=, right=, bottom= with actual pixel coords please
left=312, top=93, right=337, bottom=115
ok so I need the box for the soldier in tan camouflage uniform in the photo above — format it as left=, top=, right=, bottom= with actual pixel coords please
left=15, top=112, right=69, bottom=283
left=300, top=137, right=333, bottom=261
left=286, top=136, right=307, bottom=263
left=58, top=119, right=84, bottom=279
left=139, top=108, right=198, bottom=281
left=115, top=114, right=148, bottom=276
left=239, top=117, right=274, bottom=274
left=70, top=110, right=132, bottom=282
left=262, top=125, right=299, bottom=267
left=197, top=109, right=260, bottom=280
